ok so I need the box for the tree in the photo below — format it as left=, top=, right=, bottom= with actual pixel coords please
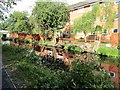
left=6, top=11, right=31, bottom=33
left=0, top=0, right=20, bottom=21
left=0, top=22, right=7, bottom=30
left=29, top=15, right=42, bottom=34
left=73, top=12, right=94, bottom=42
left=95, top=1, right=116, bottom=33
left=103, top=2, right=116, bottom=33
left=72, top=2, right=116, bottom=42
left=32, top=0, right=69, bottom=37
left=72, top=3, right=100, bottom=42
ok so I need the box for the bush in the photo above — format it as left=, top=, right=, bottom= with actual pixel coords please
left=3, top=45, right=115, bottom=88
left=15, top=60, right=114, bottom=88
left=117, top=45, right=120, bottom=49
left=13, top=38, right=19, bottom=43
left=24, top=39, right=31, bottom=44
left=68, top=61, right=114, bottom=88
left=68, top=45, right=83, bottom=54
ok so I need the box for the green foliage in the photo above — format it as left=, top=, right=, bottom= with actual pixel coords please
left=24, top=39, right=32, bottom=44
left=0, top=22, right=8, bottom=30
left=2, top=45, right=29, bottom=65
left=72, top=4, right=100, bottom=35
left=97, top=46, right=119, bottom=57
left=13, top=38, right=19, bottom=43
left=73, top=12, right=94, bottom=35
left=99, top=56, right=119, bottom=65
left=32, top=1, right=69, bottom=34
left=117, top=45, right=120, bottom=49
left=117, top=45, right=120, bottom=59
left=95, top=25, right=103, bottom=33
left=69, top=61, right=114, bottom=88
left=68, top=45, right=83, bottom=54
left=6, top=11, right=31, bottom=33
left=103, top=2, right=116, bottom=31
left=3, top=45, right=115, bottom=88
left=92, top=3, right=100, bottom=18
left=29, top=16, right=42, bottom=34
left=72, top=2, right=116, bottom=34
left=97, top=1, right=116, bottom=32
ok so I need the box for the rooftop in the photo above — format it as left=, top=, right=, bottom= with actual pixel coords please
left=68, top=0, right=104, bottom=11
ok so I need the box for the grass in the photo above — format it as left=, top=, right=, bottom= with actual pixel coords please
left=97, top=46, right=119, bottom=57
left=101, top=42, right=111, bottom=44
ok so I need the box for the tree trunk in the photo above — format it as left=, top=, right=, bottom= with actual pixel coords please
left=84, top=31, right=87, bottom=42
left=99, top=34, right=102, bottom=41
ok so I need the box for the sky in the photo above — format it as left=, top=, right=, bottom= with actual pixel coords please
left=10, top=0, right=85, bottom=15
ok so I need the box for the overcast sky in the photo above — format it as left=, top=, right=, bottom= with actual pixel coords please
left=10, top=0, right=85, bottom=15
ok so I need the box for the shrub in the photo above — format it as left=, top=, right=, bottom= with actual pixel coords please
left=68, top=45, right=83, bottom=54
left=13, top=38, right=19, bottom=43
left=117, top=45, right=120, bottom=49
left=68, top=61, right=114, bottom=88
left=24, top=39, right=30, bottom=44
left=3, top=45, right=115, bottom=88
